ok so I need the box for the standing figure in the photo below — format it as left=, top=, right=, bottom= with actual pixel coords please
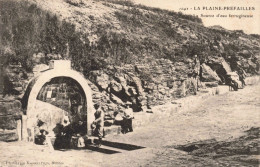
left=92, top=104, right=104, bottom=147
left=226, top=75, right=238, bottom=91
left=122, top=102, right=134, bottom=134
left=191, top=55, right=201, bottom=95
left=238, top=70, right=246, bottom=87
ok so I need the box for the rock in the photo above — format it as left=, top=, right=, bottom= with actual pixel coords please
left=104, top=120, right=114, bottom=126
left=221, top=58, right=232, bottom=73
left=0, top=105, right=7, bottom=115
left=146, top=109, right=153, bottom=113
left=131, top=76, right=145, bottom=96
left=65, top=0, right=83, bottom=6
left=13, top=87, right=23, bottom=92
left=218, top=42, right=225, bottom=53
left=0, top=116, right=17, bottom=130
left=0, top=130, right=18, bottom=142
left=158, top=87, right=166, bottom=95
left=107, top=103, right=117, bottom=112
left=201, top=63, right=221, bottom=82
left=208, top=57, right=232, bottom=73
left=110, top=94, right=124, bottom=105
left=204, top=82, right=218, bottom=87
left=239, top=50, right=251, bottom=58
left=118, top=76, right=127, bottom=86
left=146, top=83, right=155, bottom=90
left=91, top=71, right=110, bottom=90
left=33, top=64, right=49, bottom=75
left=12, top=81, right=23, bottom=87
left=0, top=100, right=22, bottom=116
left=128, top=86, right=137, bottom=96
left=110, top=80, right=122, bottom=93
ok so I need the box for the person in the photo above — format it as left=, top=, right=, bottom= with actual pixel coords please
left=92, top=103, right=104, bottom=147
left=238, top=73, right=245, bottom=87
left=191, top=55, right=201, bottom=95
left=35, top=129, right=48, bottom=145
left=226, top=75, right=238, bottom=91
left=74, top=120, right=87, bottom=135
left=122, top=102, right=134, bottom=134
left=73, top=120, right=87, bottom=149
left=191, top=73, right=198, bottom=95
left=237, top=69, right=246, bottom=87
left=77, top=136, right=85, bottom=148
left=61, top=118, right=74, bottom=149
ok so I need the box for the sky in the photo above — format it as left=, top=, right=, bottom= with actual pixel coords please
left=133, top=0, right=260, bottom=35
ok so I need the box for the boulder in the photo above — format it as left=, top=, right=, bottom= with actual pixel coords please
left=208, top=57, right=232, bottom=73
left=131, top=76, right=145, bottom=96
left=90, top=71, right=110, bottom=90
left=96, top=74, right=110, bottom=90
left=201, top=63, right=221, bottom=82
left=221, top=58, right=232, bottom=73
left=110, top=80, right=122, bottom=93
left=239, top=50, right=251, bottom=58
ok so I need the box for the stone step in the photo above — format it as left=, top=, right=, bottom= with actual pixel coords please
left=103, top=125, right=121, bottom=137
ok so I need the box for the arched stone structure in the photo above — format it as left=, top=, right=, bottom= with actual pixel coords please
left=22, top=60, right=95, bottom=141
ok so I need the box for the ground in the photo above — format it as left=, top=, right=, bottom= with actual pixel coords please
left=0, top=81, right=259, bottom=167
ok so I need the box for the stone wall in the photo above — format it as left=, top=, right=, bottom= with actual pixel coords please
left=0, top=99, right=22, bottom=141
left=0, top=53, right=246, bottom=141
left=88, top=58, right=198, bottom=113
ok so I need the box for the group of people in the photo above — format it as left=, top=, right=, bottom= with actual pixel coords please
left=34, top=116, right=87, bottom=149
left=35, top=102, right=135, bottom=149
left=191, top=55, right=247, bottom=93
left=226, top=71, right=246, bottom=91
left=53, top=118, right=87, bottom=149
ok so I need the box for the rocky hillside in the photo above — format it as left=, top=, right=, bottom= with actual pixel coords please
left=0, top=0, right=259, bottom=141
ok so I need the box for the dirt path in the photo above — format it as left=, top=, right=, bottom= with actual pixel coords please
left=0, top=82, right=259, bottom=167
left=108, top=81, right=260, bottom=145
left=105, top=82, right=260, bottom=166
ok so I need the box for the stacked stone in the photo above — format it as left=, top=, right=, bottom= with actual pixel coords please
left=88, top=78, right=120, bottom=119
left=134, top=59, right=191, bottom=106
left=0, top=99, right=22, bottom=141
left=3, top=64, right=28, bottom=97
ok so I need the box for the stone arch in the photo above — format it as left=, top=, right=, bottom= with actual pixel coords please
left=23, top=61, right=95, bottom=141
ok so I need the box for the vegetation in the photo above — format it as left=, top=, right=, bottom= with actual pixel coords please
left=0, top=0, right=107, bottom=74
left=0, top=0, right=259, bottom=77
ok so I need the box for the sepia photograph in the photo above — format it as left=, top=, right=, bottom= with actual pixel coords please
left=0, top=0, right=259, bottom=166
